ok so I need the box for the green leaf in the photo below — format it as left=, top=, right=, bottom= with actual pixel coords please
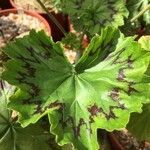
left=61, top=33, right=83, bottom=51
left=126, top=0, right=150, bottom=24
left=138, top=36, right=150, bottom=51
left=2, top=29, right=150, bottom=150
left=60, top=0, right=128, bottom=37
left=75, top=26, right=122, bottom=72
left=0, top=80, right=56, bottom=150
left=2, top=30, right=73, bottom=126
left=127, top=104, right=150, bottom=141
left=126, top=37, right=150, bottom=141
left=0, top=81, right=14, bottom=140
left=120, top=0, right=150, bottom=36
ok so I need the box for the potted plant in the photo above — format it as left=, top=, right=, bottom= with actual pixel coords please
left=1, top=25, right=150, bottom=149
left=0, top=1, right=150, bottom=150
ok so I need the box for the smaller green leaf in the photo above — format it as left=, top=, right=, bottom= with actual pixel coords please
left=2, top=30, right=73, bottom=127
left=127, top=104, right=150, bottom=141
left=138, top=36, right=150, bottom=51
left=75, top=26, right=122, bottom=72
left=61, top=32, right=83, bottom=51
left=0, top=80, right=60, bottom=150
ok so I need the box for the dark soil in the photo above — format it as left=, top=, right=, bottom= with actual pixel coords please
left=113, top=130, right=150, bottom=150
left=0, top=17, right=29, bottom=48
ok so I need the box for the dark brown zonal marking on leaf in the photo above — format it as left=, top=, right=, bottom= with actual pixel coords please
left=16, top=69, right=40, bottom=96
left=46, top=100, right=63, bottom=110
left=0, top=80, right=4, bottom=90
left=17, top=55, right=39, bottom=64
left=30, top=84, right=40, bottom=97
left=41, top=51, right=52, bottom=59
left=117, top=55, right=134, bottom=66
left=105, top=107, right=117, bottom=120
left=22, top=98, right=32, bottom=105
left=24, top=62, right=36, bottom=77
left=39, top=40, right=53, bottom=49
left=56, top=104, right=68, bottom=129
left=105, top=105, right=127, bottom=120
left=17, top=71, right=26, bottom=78
left=33, top=102, right=43, bottom=114
left=105, top=48, right=125, bottom=62
left=26, top=47, right=41, bottom=63
left=17, top=71, right=28, bottom=84
left=32, top=100, right=64, bottom=115
left=128, top=82, right=139, bottom=95
left=113, top=82, right=139, bottom=96
left=88, top=104, right=102, bottom=134
left=66, top=116, right=89, bottom=138
left=127, top=55, right=134, bottom=68
left=108, top=88, right=127, bottom=110
left=27, top=66, right=36, bottom=76
left=88, top=104, right=102, bottom=116
left=73, top=118, right=87, bottom=137
left=117, top=68, right=126, bottom=81
left=88, top=104, right=120, bottom=122
left=108, top=88, right=120, bottom=101
left=114, top=54, right=138, bottom=95
left=55, top=109, right=89, bottom=138
left=89, top=117, right=94, bottom=134
left=22, top=98, right=42, bottom=105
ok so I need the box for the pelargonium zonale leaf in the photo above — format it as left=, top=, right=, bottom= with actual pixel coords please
left=75, top=26, right=122, bottom=72
left=60, top=0, right=128, bottom=37
left=2, top=30, right=73, bottom=126
left=126, top=36, right=150, bottom=141
left=2, top=29, right=150, bottom=150
left=0, top=80, right=56, bottom=150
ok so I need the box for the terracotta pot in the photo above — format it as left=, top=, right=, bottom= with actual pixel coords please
left=41, top=13, right=69, bottom=42
left=0, top=0, right=12, bottom=9
left=0, top=8, right=51, bottom=35
left=9, top=0, right=69, bottom=41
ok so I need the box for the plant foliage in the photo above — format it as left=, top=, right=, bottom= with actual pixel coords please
left=126, top=35, right=150, bottom=142
left=2, top=27, right=150, bottom=149
left=126, top=0, right=150, bottom=25
left=59, top=0, right=128, bottom=37
left=0, top=80, right=55, bottom=150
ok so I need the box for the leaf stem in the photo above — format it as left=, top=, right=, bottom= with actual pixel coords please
left=36, top=0, right=67, bottom=36
left=131, top=4, right=150, bottom=22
